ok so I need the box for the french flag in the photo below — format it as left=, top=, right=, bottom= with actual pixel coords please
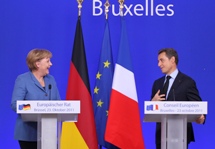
left=105, top=17, right=145, bottom=149
left=147, top=104, right=159, bottom=111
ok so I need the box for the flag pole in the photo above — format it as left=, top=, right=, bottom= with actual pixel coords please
left=104, top=0, right=110, bottom=20
left=77, top=0, right=83, bottom=17
left=98, top=1, right=110, bottom=149
left=118, top=0, right=124, bottom=16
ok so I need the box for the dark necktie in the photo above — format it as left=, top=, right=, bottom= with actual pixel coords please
left=162, top=75, right=171, bottom=99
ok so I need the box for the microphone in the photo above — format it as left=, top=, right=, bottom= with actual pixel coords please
left=48, top=84, right=52, bottom=100
left=172, top=89, right=176, bottom=101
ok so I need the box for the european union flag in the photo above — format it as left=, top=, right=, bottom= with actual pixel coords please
left=147, top=105, right=153, bottom=111
left=93, top=20, right=118, bottom=149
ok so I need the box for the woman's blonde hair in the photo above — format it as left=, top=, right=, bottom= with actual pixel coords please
left=26, top=48, right=52, bottom=71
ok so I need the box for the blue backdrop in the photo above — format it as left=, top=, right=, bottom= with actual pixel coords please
left=1, top=0, right=214, bottom=148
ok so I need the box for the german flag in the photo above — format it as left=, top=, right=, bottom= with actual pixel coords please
left=23, top=104, right=31, bottom=110
left=60, top=16, right=98, bottom=149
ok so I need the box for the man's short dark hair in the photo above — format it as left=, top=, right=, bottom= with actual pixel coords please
left=158, top=48, right=179, bottom=65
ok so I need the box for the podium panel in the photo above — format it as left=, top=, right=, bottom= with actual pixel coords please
left=17, top=100, right=80, bottom=149
left=143, top=101, right=207, bottom=149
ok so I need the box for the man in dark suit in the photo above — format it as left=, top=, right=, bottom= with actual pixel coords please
left=151, top=48, right=205, bottom=149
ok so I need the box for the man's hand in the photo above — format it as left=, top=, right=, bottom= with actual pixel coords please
left=151, top=90, right=166, bottom=101
left=195, top=114, right=205, bottom=124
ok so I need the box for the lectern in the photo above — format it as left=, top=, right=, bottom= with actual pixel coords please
left=144, top=101, right=207, bottom=149
left=17, top=100, right=80, bottom=149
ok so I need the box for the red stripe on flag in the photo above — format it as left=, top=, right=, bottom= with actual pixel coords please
left=66, top=63, right=98, bottom=149
left=105, top=89, right=145, bottom=149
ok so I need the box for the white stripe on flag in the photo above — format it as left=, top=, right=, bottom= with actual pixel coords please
left=112, top=64, right=138, bottom=102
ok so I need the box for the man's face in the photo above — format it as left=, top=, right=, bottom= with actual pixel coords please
left=158, top=52, right=175, bottom=75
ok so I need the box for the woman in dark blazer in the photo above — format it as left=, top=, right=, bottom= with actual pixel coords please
left=11, top=48, right=61, bottom=149
left=151, top=48, right=205, bottom=149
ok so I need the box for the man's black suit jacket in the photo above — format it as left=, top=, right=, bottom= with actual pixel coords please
left=151, top=71, right=202, bottom=144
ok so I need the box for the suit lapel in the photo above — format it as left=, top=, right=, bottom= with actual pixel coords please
left=171, top=71, right=183, bottom=90
left=44, top=76, right=50, bottom=91
left=167, top=71, right=183, bottom=101
left=29, top=72, right=46, bottom=92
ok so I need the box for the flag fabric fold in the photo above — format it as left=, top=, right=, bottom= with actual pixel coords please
left=93, top=20, right=118, bottom=149
left=60, top=17, right=98, bottom=149
left=105, top=17, right=145, bottom=149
